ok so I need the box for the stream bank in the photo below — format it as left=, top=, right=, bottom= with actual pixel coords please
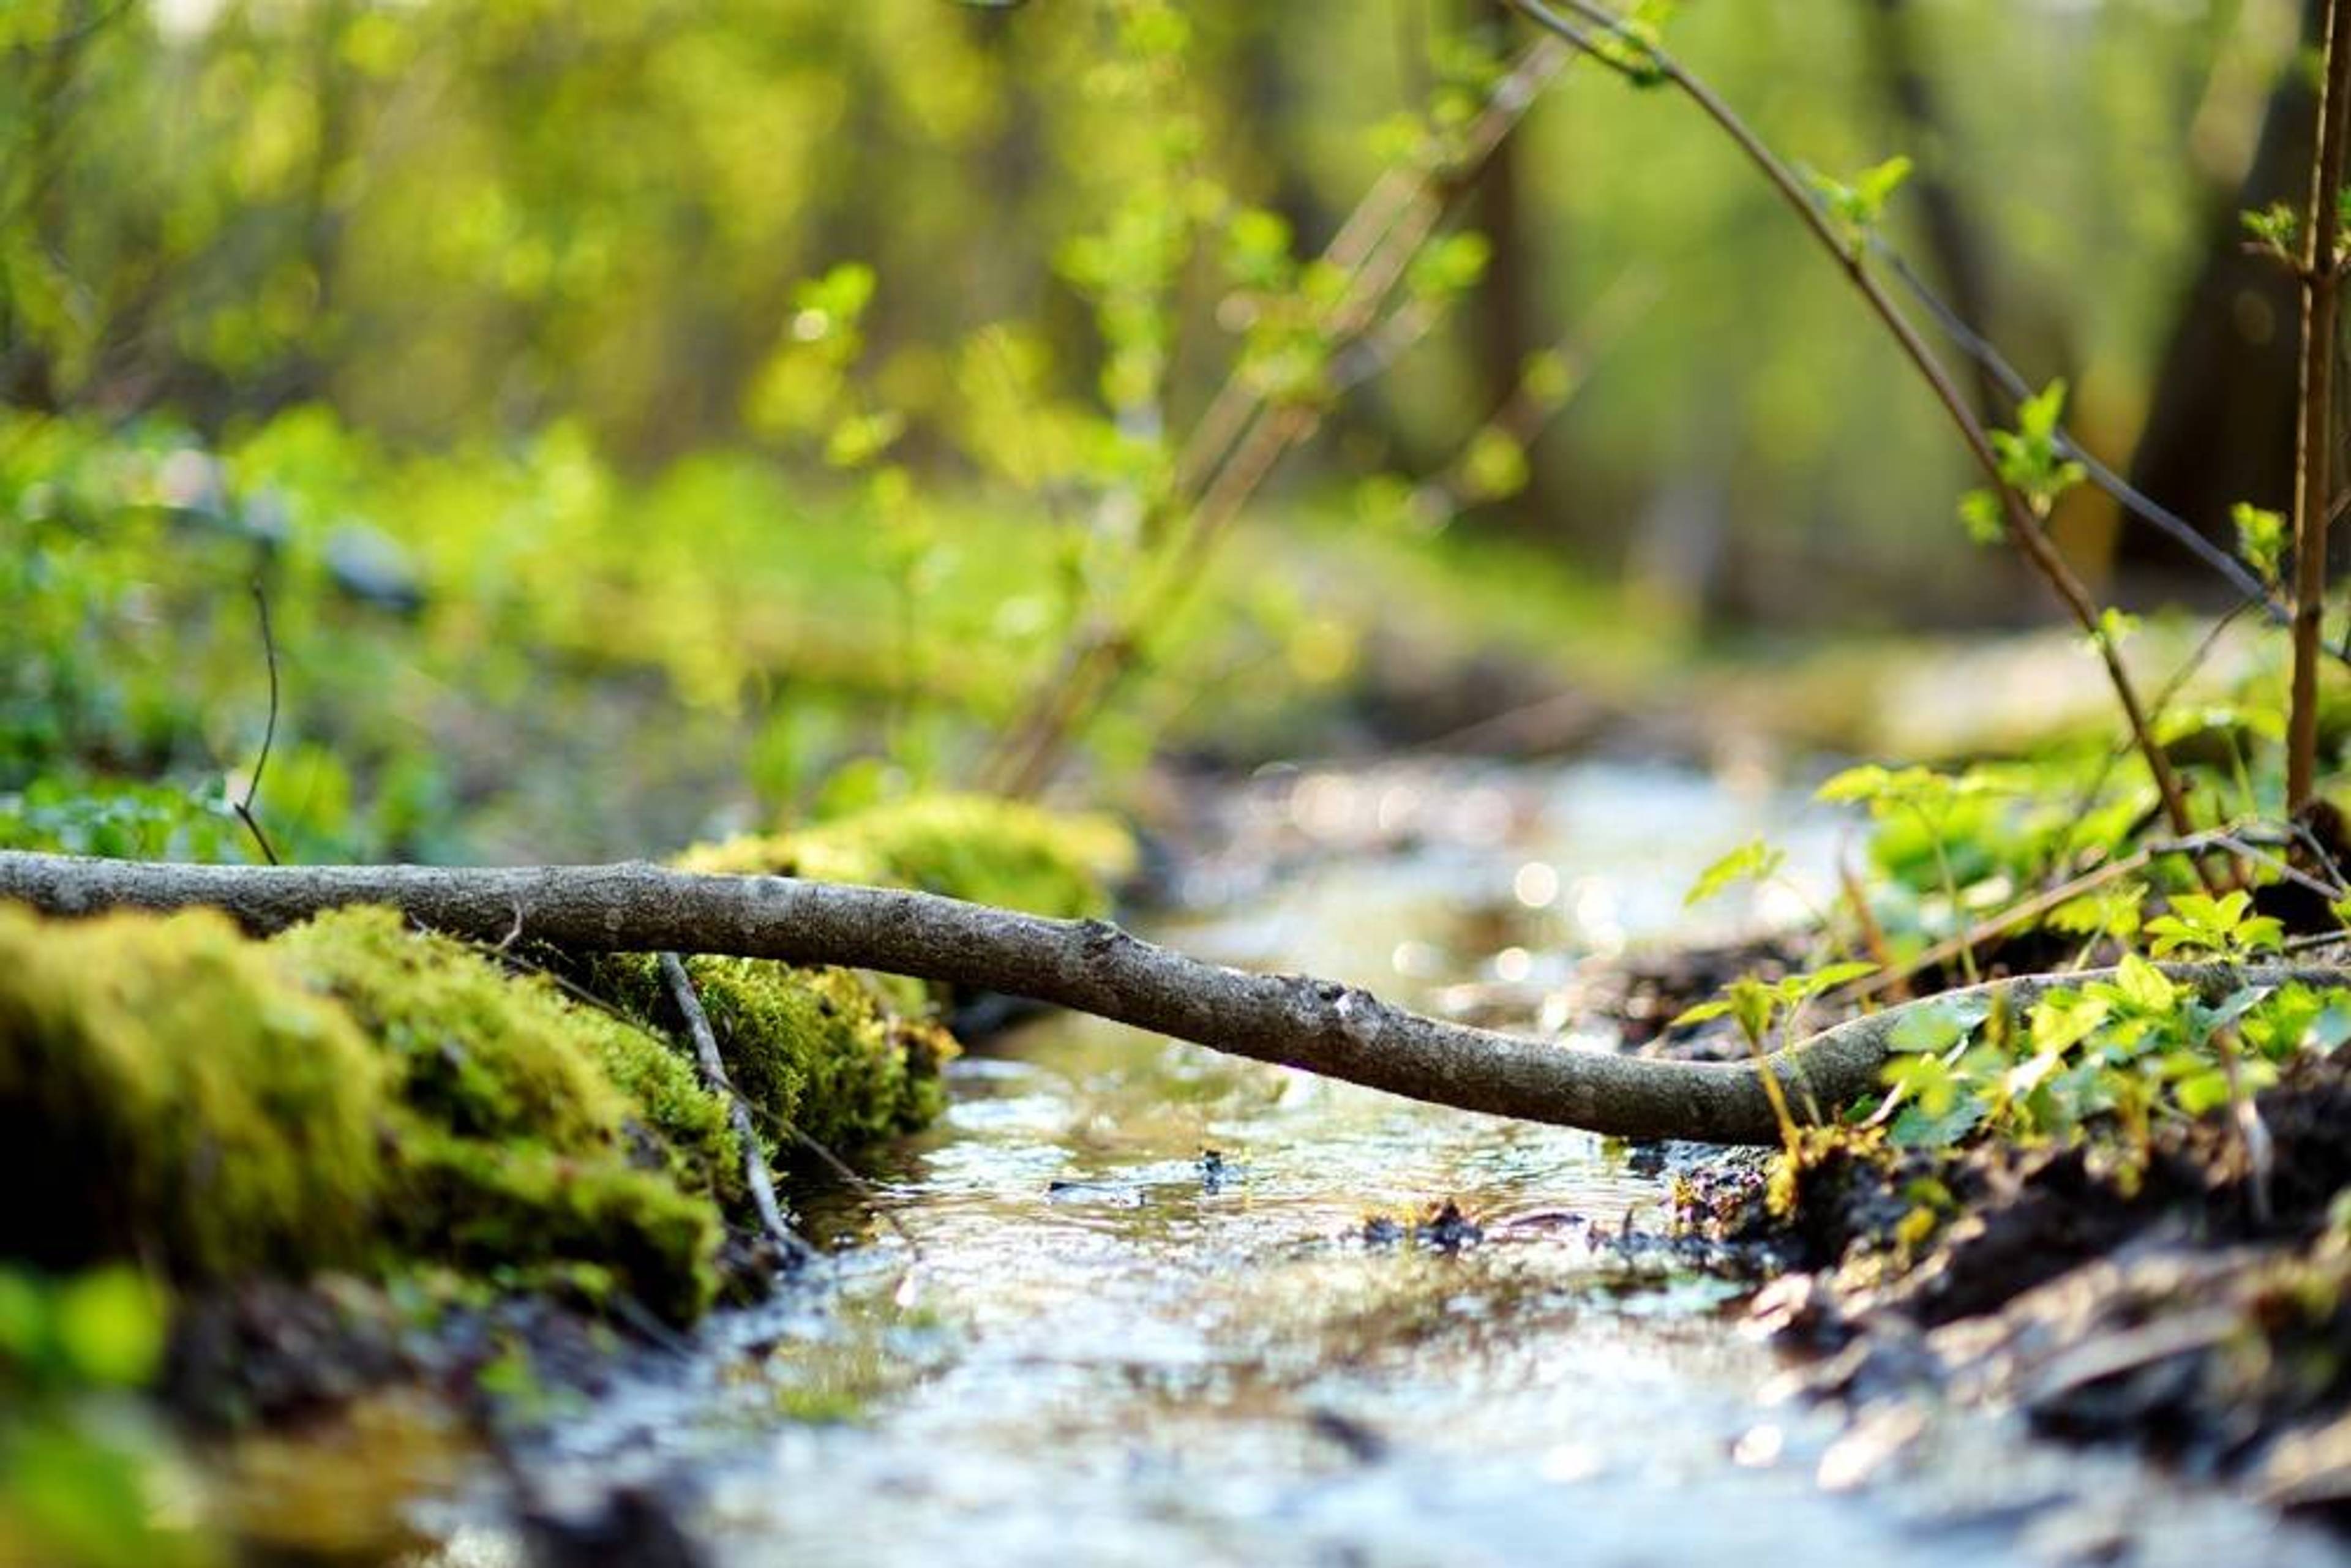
left=314, top=757, right=2349, bottom=1567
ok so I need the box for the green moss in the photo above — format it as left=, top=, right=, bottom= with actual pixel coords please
left=677, top=792, right=1135, bottom=920
left=387, top=1128, right=719, bottom=1327
left=0, top=906, right=385, bottom=1281
left=273, top=908, right=627, bottom=1148
left=586, top=1011, right=744, bottom=1208
left=0, top=905, right=745, bottom=1322
left=599, top=955, right=955, bottom=1155
left=271, top=907, right=733, bottom=1322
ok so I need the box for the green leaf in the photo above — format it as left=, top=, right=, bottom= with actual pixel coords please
left=2175, top=1069, right=2235, bottom=1116
left=1671, top=997, right=1734, bottom=1027
left=2028, top=989, right=2112, bottom=1055
left=1815, top=763, right=1895, bottom=805
left=1956, top=488, right=2005, bottom=545
left=1729, top=978, right=1777, bottom=1045
left=2112, top=952, right=2178, bottom=1013
left=1684, top=838, right=1785, bottom=907
left=1793, top=960, right=1881, bottom=999
left=2232, top=502, right=2287, bottom=584
left=2241, top=201, right=2300, bottom=255
left=1883, top=1052, right=1958, bottom=1116
left=1889, top=1093, right=1986, bottom=1149
left=53, top=1268, right=166, bottom=1388
left=2017, top=378, right=2067, bottom=442
left=1886, top=994, right=1988, bottom=1053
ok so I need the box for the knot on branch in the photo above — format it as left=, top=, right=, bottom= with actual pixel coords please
left=1333, top=987, right=1382, bottom=1046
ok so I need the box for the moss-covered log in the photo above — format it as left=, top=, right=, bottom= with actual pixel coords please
left=0, top=898, right=962, bottom=1325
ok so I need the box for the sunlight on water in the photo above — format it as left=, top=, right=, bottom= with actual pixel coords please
left=417, top=761, right=2342, bottom=1567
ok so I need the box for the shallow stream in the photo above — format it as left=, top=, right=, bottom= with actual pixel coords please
left=408, top=760, right=2344, bottom=1567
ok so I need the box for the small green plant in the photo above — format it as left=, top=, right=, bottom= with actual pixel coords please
left=1807, top=154, right=1913, bottom=250
left=1869, top=958, right=2349, bottom=1155
left=1673, top=959, right=1878, bottom=1142
left=2143, top=890, right=2285, bottom=961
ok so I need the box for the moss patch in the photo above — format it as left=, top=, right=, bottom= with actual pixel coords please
left=599, top=955, right=954, bottom=1155
left=0, top=906, right=386, bottom=1281
left=676, top=792, right=1135, bottom=920
left=651, top=794, right=1120, bottom=1153
left=0, top=875, right=986, bottom=1326
left=271, top=909, right=732, bottom=1322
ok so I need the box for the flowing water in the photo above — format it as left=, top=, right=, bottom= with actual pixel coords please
left=407, top=760, right=2346, bottom=1567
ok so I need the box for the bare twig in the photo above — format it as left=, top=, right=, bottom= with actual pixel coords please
left=7, top=850, right=2348, bottom=1147
left=2289, top=0, right=2351, bottom=809
left=659, top=951, right=813, bottom=1267
left=232, top=580, right=283, bottom=867
left=1871, top=237, right=2311, bottom=631
left=1509, top=0, right=2203, bottom=854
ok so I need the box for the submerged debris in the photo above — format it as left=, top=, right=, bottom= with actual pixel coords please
left=1363, top=1199, right=1485, bottom=1251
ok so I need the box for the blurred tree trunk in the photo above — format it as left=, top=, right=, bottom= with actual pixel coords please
left=2125, top=0, right=2322, bottom=568
left=1460, top=0, right=1569, bottom=536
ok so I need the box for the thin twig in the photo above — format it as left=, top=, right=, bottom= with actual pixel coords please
left=232, top=580, right=283, bottom=867
left=1509, top=0, right=2205, bottom=857
left=659, top=951, right=812, bottom=1267
left=783, top=1127, right=923, bottom=1256
left=1871, top=236, right=2312, bottom=631
left=2289, top=0, right=2351, bottom=809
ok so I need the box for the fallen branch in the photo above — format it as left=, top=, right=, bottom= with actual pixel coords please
left=2, top=850, right=2344, bottom=1146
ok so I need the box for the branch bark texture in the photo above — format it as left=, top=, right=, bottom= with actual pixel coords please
left=6, top=851, right=2345, bottom=1147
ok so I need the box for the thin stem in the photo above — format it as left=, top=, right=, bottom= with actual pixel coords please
left=1510, top=0, right=2202, bottom=851
left=659, top=951, right=812, bottom=1267
left=979, top=39, right=1571, bottom=797
left=233, top=580, right=282, bottom=867
left=2289, top=0, right=2351, bottom=809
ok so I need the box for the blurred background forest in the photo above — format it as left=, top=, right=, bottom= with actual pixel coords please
left=0, top=0, right=2324, bottom=865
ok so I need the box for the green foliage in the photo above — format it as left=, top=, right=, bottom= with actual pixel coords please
left=1684, top=837, right=1785, bottom=907
left=0, top=1268, right=168, bottom=1397
left=2242, top=200, right=2302, bottom=263
left=387, top=1130, right=719, bottom=1328
left=599, top=955, right=956, bottom=1156
left=1674, top=961, right=1880, bottom=1042
left=2142, top=890, right=2283, bottom=960
left=1810, top=154, right=1913, bottom=249
left=0, top=1266, right=213, bottom=1568
left=0, top=775, right=249, bottom=861
left=1955, top=487, right=2006, bottom=546
left=1870, top=962, right=2341, bottom=1152
left=271, top=907, right=735, bottom=1321
left=1987, top=380, right=2087, bottom=519
left=2232, top=502, right=2288, bottom=587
